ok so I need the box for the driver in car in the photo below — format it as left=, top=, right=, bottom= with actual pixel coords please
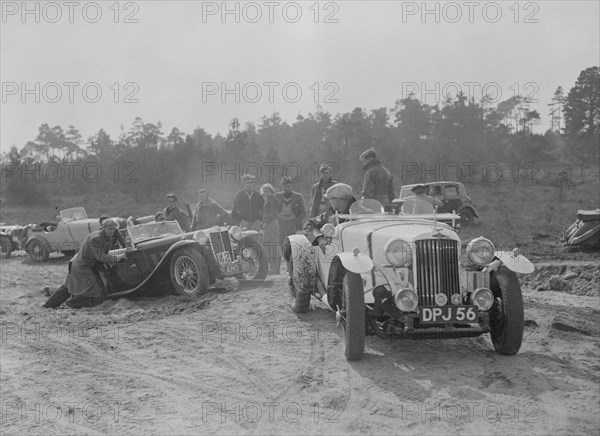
left=303, top=183, right=356, bottom=253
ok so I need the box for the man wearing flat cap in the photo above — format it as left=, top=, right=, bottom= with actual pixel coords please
left=232, top=174, right=264, bottom=231
left=359, top=148, right=395, bottom=206
left=310, top=163, right=339, bottom=218
left=276, top=176, right=306, bottom=247
left=163, top=193, right=190, bottom=232
left=401, top=184, right=443, bottom=214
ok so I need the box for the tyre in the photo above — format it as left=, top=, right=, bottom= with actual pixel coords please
left=342, top=272, right=365, bottom=361
left=236, top=238, right=268, bottom=280
left=169, top=247, right=209, bottom=296
left=26, top=239, right=49, bottom=262
left=489, top=266, right=524, bottom=355
left=0, top=236, right=12, bottom=258
left=459, top=209, right=475, bottom=226
left=287, top=257, right=311, bottom=313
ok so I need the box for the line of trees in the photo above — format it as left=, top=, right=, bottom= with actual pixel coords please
left=1, top=67, right=598, bottom=206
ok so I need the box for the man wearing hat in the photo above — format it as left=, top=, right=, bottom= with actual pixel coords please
left=310, top=163, right=339, bottom=218
left=359, top=148, right=395, bottom=205
left=401, top=184, right=443, bottom=214
left=303, top=183, right=356, bottom=252
left=276, top=176, right=306, bottom=247
left=191, top=188, right=229, bottom=230
left=232, top=174, right=264, bottom=231
left=163, top=193, right=190, bottom=232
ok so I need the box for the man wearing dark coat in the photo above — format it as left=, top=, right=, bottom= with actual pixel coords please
left=191, top=188, right=228, bottom=230
left=359, top=148, right=395, bottom=206
left=310, top=163, right=339, bottom=218
left=231, top=174, right=264, bottom=231
left=163, top=193, right=190, bottom=232
left=276, top=177, right=306, bottom=247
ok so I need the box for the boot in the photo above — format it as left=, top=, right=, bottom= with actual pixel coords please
left=42, top=285, right=70, bottom=308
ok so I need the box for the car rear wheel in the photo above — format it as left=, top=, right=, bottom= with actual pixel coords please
left=236, top=238, right=268, bottom=280
left=341, top=272, right=365, bottom=361
left=489, top=266, right=524, bottom=355
left=27, top=240, right=49, bottom=262
left=0, top=236, right=12, bottom=258
left=169, top=247, right=209, bottom=296
left=287, top=257, right=311, bottom=313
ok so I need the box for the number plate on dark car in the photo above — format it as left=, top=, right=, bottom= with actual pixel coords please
left=419, top=306, right=479, bottom=324
left=223, top=261, right=250, bottom=275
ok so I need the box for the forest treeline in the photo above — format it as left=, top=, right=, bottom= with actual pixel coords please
left=1, top=67, right=598, bottom=207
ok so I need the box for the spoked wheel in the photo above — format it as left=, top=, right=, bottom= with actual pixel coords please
left=340, top=272, right=365, bottom=361
left=169, top=247, right=209, bottom=296
left=489, top=266, right=524, bottom=355
left=236, top=239, right=268, bottom=280
left=27, top=240, right=49, bottom=262
left=0, top=236, right=12, bottom=258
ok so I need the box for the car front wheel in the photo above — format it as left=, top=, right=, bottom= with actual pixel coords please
left=236, top=238, right=268, bottom=280
left=26, top=240, right=49, bottom=262
left=341, top=272, right=365, bottom=361
left=0, top=236, right=12, bottom=258
left=489, top=266, right=524, bottom=355
left=169, top=247, right=209, bottom=297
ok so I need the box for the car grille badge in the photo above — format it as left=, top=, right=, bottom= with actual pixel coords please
left=432, top=232, right=447, bottom=239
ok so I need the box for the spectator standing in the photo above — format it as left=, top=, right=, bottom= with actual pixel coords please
left=276, top=177, right=306, bottom=247
left=191, top=188, right=229, bottom=230
left=260, top=183, right=281, bottom=275
left=232, top=174, right=264, bottom=231
left=310, top=163, right=339, bottom=218
left=359, top=148, right=395, bottom=205
left=163, top=193, right=190, bottom=232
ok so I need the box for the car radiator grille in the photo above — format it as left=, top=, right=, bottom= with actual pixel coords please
left=415, top=239, right=460, bottom=306
left=209, top=231, right=234, bottom=262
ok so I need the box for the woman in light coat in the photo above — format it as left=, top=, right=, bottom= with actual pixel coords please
left=260, top=184, right=281, bottom=275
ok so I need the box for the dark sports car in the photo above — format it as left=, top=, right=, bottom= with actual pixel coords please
left=104, top=221, right=268, bottom=298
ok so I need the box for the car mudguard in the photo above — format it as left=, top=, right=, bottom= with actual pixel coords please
left=334, top=251, right=373, bottom=275
left=24, top=235, right=54, bottom=253
left=241, top=229, right=259, bottom=239
left=457, top=204, right=479, bottom=218
left=491, top=251, right=535, bottom=274
left=108, top=239, right=201, bottom=297
left=284, top=234, right=316, bottom=295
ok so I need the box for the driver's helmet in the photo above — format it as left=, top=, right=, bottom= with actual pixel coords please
left=324, top=183, right=353, bottom=200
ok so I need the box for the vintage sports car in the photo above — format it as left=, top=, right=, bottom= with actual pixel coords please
left=284, top=200, right=534, bottom=361
left=103, top=220, right=268, bottom=298
left=393, top=181, right=479, bottom=226
left=22, top=207, right=125, bottom=261
left=563, top=209, right=600, bottom=248
left=0, top=224, right=24, bottom=257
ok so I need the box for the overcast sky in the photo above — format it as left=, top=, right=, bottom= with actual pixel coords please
left=1, top=0, right=599, bottom=153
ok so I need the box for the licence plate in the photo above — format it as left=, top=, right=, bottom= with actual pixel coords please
left=419, top=306, right=479, bottom=324
left=223, top=261, right=249, bottom=275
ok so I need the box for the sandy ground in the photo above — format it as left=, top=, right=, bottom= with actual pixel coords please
left=1, top=251, right=599, bottom=435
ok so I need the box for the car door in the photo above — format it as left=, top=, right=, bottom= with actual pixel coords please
left=442, top=184, right=462, bottom=214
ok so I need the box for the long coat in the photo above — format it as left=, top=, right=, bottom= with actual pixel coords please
left=191, top=198, right=228, bottom=230
left=361, top=159, right=395, bottom=205
left=66, top=230, right=122, bottom=298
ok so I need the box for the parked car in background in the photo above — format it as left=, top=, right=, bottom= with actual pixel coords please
left=393, top=181, right=479, bottom=226
left=22, top=207, right=125, bottom=261
left=284, top=199, right=533, bottom=361
left=104, top=220, right=268, bottom=298
left=563, top=209, right=600, bottom=248
left=0, top=224, right=24, bottom=257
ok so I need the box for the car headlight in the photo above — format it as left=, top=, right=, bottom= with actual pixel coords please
left=384, top=239, right=412, bottom=267
left=471, top=288, right=494, bottom=311
left=321, top=223, right=335, bottom=238
left=466, top=237, right=495, bottom=265
left=394, top=289, right=418, bottom=312
left=193, top=231, right=208, bottom=244
left=229, top=226, right=242, bottom=241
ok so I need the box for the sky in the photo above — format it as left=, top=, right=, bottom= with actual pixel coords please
left=1, top=0, right=599, bottom=154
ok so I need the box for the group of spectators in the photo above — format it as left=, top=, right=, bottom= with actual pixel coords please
left=44, top=147, right=446, bottom=308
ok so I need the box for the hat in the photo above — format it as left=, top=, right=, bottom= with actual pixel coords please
left=411, top=184, right=426, bottom=192
left=319, top=163, right=331, bottom=173
left=101, top=218, right=119, bottom=228
left=281, top=176, right=293, bottom=185
left=198, top=188, right=208, bottom=194
left=166, top=193, right=178, bottom=201
left=242, top=174, right=256, bottom=183
left=359, top=148, right=376, bottom=160
left=324, top=183, right=353, bottom=200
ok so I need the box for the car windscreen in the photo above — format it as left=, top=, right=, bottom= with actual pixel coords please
left=60, top=207, right=87, bottom=221
left=128, top=221, right=182, bottom=243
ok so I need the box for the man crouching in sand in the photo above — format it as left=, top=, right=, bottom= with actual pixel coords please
left=43, top=218, right=127, bottom=309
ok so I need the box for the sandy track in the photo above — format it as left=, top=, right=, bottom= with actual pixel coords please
left=0, top=254, right=599, bottom=435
